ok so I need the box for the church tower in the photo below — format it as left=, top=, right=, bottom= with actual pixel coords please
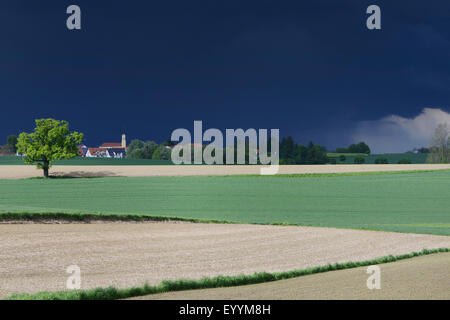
left=121, top=133, right=126, bottom=148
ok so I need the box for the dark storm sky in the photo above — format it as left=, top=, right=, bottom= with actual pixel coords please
left=1, top=0, right=449, bottom=150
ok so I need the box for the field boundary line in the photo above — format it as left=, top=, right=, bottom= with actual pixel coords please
left=1, top=168, right=450, bottom=180
left=0, top=212, right=237, bottom=225
left=214, top=168, right=450, bottom=178
left=1, top=212, right=449, bottom=236
left=5, top=248, right=449, bottom=300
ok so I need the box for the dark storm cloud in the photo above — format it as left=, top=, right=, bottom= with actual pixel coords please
left=0, top=0, right=449, bottom=152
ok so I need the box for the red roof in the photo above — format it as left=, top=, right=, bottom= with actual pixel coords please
left=88, top=148, right=107, bottom=153
left=100, top=143, right=122, bottom=148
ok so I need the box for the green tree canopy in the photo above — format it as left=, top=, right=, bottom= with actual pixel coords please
left=305, top=142, right=329, bottom=164
left=142, top=141, right=159, bottom=159
left=126, top=139, right=145, bottom=157
left=354, top=156, right=365, bottom=164
left=16, top=119, right=83, bottom=178
left=152, top=144, right=171, bottom=160
left=280, top=136, right=295, bottom=160
left=126, top=140, right=160, bottom=159
left=398, top=158, right=412, bottom=164
left=279, top=138, right=328, bottom=165
left=335, top=142, right=371, bottom=154
left=128, top=148, right=144, bottom=159
left=347, top=142, right=371, bottom=154
left=7, top=135, right=18, bottom=153
left=375, top=157, right=388, bottom=164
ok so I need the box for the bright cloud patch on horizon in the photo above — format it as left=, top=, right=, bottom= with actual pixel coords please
left=353, top=108, right=450, bottom=154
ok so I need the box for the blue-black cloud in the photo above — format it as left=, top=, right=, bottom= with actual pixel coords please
left=0, top=0, right=449, bottom=152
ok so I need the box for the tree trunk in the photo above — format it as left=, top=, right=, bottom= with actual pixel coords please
left=43, top=160, right=49, bottom=178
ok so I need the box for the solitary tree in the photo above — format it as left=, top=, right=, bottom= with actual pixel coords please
left=16, top=119, right=83, bottom=178
left=427, top=123, right=449, bottom=163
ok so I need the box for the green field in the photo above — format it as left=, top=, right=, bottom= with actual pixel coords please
left=0, top=156, right=172, bottom=165
left=0, top=171, right=449, bottom=235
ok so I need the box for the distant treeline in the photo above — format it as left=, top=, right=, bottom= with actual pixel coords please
left=128, top=137, right=329, bottom=165
left=335, top=142, right=371, bottom=155
left=127, top=137, right=375, bottom=165
left=280, top=137, right=329, bottom=164
left=118, top=124, right=450, bottom=164
left=126, top=140, right=171, bottom=160
left=129, top=139, right=265, bottom=164
left=0, top=135, right=18, bottom=155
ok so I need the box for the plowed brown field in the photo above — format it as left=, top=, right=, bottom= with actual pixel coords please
left=131, top=252, right=450, bottom=300
left=1, top=164, right=450, bottom=179
left=1, top=222, right=449, bottom=298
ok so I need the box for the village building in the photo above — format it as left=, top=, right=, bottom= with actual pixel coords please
left=83, top=134, right=127, bottom=158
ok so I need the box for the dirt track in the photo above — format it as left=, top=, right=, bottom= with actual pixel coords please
left=1, top=222, right=449, bottom=298
left=0, top=164, right=449, bottom=179
left=132, top=252, right=450, bottom=300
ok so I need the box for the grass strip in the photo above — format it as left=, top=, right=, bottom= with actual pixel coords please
left=5, top=248, right=449, bottom=300
left=218, top=169, right=450, bottom=178
left=5, top=168, right=450, bottom=181
left=0, top=211, right=446, bottom=235
left=0, top=211, right=236, bottom=225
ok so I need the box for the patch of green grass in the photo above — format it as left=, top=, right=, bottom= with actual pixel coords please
left=6, top=248, right=449, bottom=300
left=0, top=171, right=449, bottom=235
left=0, top=211, right=236, bottom=225
left=383, top=223, right=450, bottom=228
left=221, top=169, right=450, bottom=178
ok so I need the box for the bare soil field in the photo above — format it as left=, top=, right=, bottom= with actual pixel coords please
left=0, top=164, right=450, bottom=179
left=132, top=252, right=450, bottom=300
left=1, top=222, right=449, bottom=299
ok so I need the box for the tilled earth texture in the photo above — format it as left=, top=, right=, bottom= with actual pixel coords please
left=0, top=164, right=449, bottom=179
left=1, top=222, right=449, bottom=298
left=131, top=252, right=450, bottom=300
